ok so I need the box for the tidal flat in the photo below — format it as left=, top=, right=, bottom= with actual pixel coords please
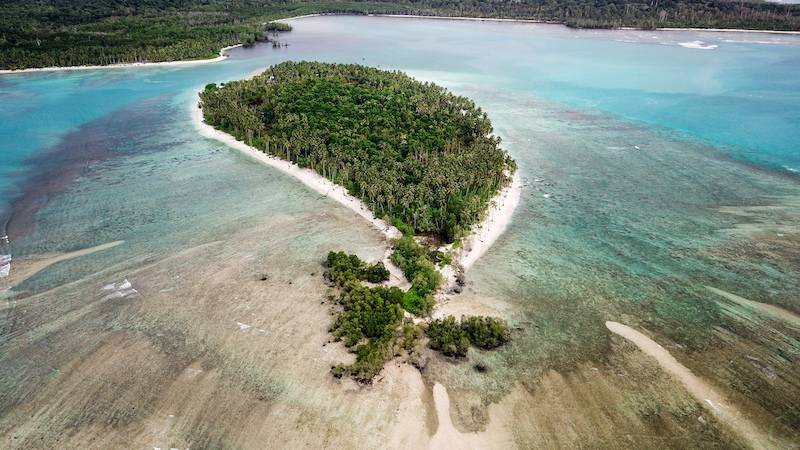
left=1, top=15, right=799, bottom=449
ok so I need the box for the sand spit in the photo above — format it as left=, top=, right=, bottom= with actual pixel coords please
left=4, top=240, right=124, bottom=288
left=428, top=382, right=513, bottom=449
left=605, top=321, right=780, bottom=450
left=706, top=286, right=800, bottom=328
left=0, top=45, right=241, bottom=75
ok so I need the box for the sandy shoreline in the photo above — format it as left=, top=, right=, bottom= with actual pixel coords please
left=191, top=98, right=401, bottom=241
left=368, top=14, right=800, bottom=35
left=191, top=94, right=520, bottom=278
left=0, top=45, right=242, bottom=75
left=6, top=14, right=798, bottom=75
left=459, top=172, right=522, bottom=270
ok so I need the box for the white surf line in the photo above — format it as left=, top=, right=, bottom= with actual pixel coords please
left=605, top=321, right=778, bottom=450
left=0, top=45, right=241, bottom=75
left=706, top=286, right=800, bottom=328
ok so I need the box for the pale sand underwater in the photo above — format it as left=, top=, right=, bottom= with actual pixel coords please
left=605, top=321, right=786, bottom=449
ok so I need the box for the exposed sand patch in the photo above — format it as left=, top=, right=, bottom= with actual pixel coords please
left=429, top=383, right=514, bottom=449
left=5, top=240, right=124, bottom=288
left=706, top=286, right=800, bottom=328
left=455, top=173, right=522, bottom=271
left=605, top=321, right=780, bottom=450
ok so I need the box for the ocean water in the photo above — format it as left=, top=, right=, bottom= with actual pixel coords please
left=1, top=15, right=799, bottom=447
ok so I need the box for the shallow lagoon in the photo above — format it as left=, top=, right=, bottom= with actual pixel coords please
left=1, top=15, right=799, bottom=448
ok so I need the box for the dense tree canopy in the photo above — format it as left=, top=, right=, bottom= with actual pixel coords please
left=4, top=1, right=799, bottom=69
left=201, top=61, right=515, bottom=242
left=426, top=315, right=510, bottom=357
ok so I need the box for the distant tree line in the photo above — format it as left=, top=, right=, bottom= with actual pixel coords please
left=3, top=0, right=799, bottom=69
left=387, top=0, right=800, bottom=31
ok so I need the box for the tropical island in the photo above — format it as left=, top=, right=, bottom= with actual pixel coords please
left=198, top=61, right=517, bottom=380
left=3, top=0, right=800, bottom=70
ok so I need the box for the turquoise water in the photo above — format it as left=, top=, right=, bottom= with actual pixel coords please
left=1, top=15, right=799, bottom=445
left=2, top=17, right=799, bottom=219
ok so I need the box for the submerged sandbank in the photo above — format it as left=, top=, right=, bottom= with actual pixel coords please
left=0, top=45, right=241, bottom=75
left=605, top=321, right=781, bottom=449
left=4, top=240, right=124, bottom=289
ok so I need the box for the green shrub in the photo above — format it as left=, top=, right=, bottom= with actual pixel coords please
left=391, top=217, right=416, bottom=237
left=461, top=316, right=510, bottom=349
left=401, top=288, right=435, bottom=316
left=426, top=316, right=471, bottom=357
left=364, top=262, right=390, bottom=283
left=391, top=236, right=442, bottom=297
left=325, top=251, right=390, bottom=286
left=426, top=315, right=510, bottom=357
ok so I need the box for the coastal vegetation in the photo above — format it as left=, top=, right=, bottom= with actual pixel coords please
left=324, top=251, right=417, bottom=381
left=5, top=1, right=799, bottom=69
left=324, top=252, right=509, bottom=382
left=426, top=315, right=510, bottom=357
left=325, top=250, right=390, bottom=285
left=391, top=235, right=442, bottom=315
left=199, top=62, right=513, bottom=381
left=200, top=61, right=515, bottom=242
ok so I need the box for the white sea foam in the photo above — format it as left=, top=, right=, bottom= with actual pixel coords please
left=0, top=255, right=10, bottom=278
left=678, top=41, right=719, bottom=50
left=102, top=278, right=137, bottom=299
left=784, top=165, right=798, bottom=173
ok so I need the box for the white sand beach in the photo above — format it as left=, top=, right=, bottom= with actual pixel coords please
left=459, top=172, right=522, bottom=270
left=0, top=45, right=241, bottom=75
left=191, top=97, right=402, bottom=243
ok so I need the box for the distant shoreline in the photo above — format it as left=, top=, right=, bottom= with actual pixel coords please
left=4, top=13, right=800, bottom=74
left=0, top=44, right=242, bottom=75
left=364, top=13, right=800, bottom=35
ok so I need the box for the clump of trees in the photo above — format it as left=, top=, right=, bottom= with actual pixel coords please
left=200, top=61, right=516, bottom=242
left=325, top=250, right=390, bottom=285
left=323, top=250, right=509, bottom=381
left=391, top=235, right=442, bottom=315
left=426, top=315, right=510, bottom=357
left=0, top=0, right=297, bottom=70
left=324, top=251, right=417, bottom=382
